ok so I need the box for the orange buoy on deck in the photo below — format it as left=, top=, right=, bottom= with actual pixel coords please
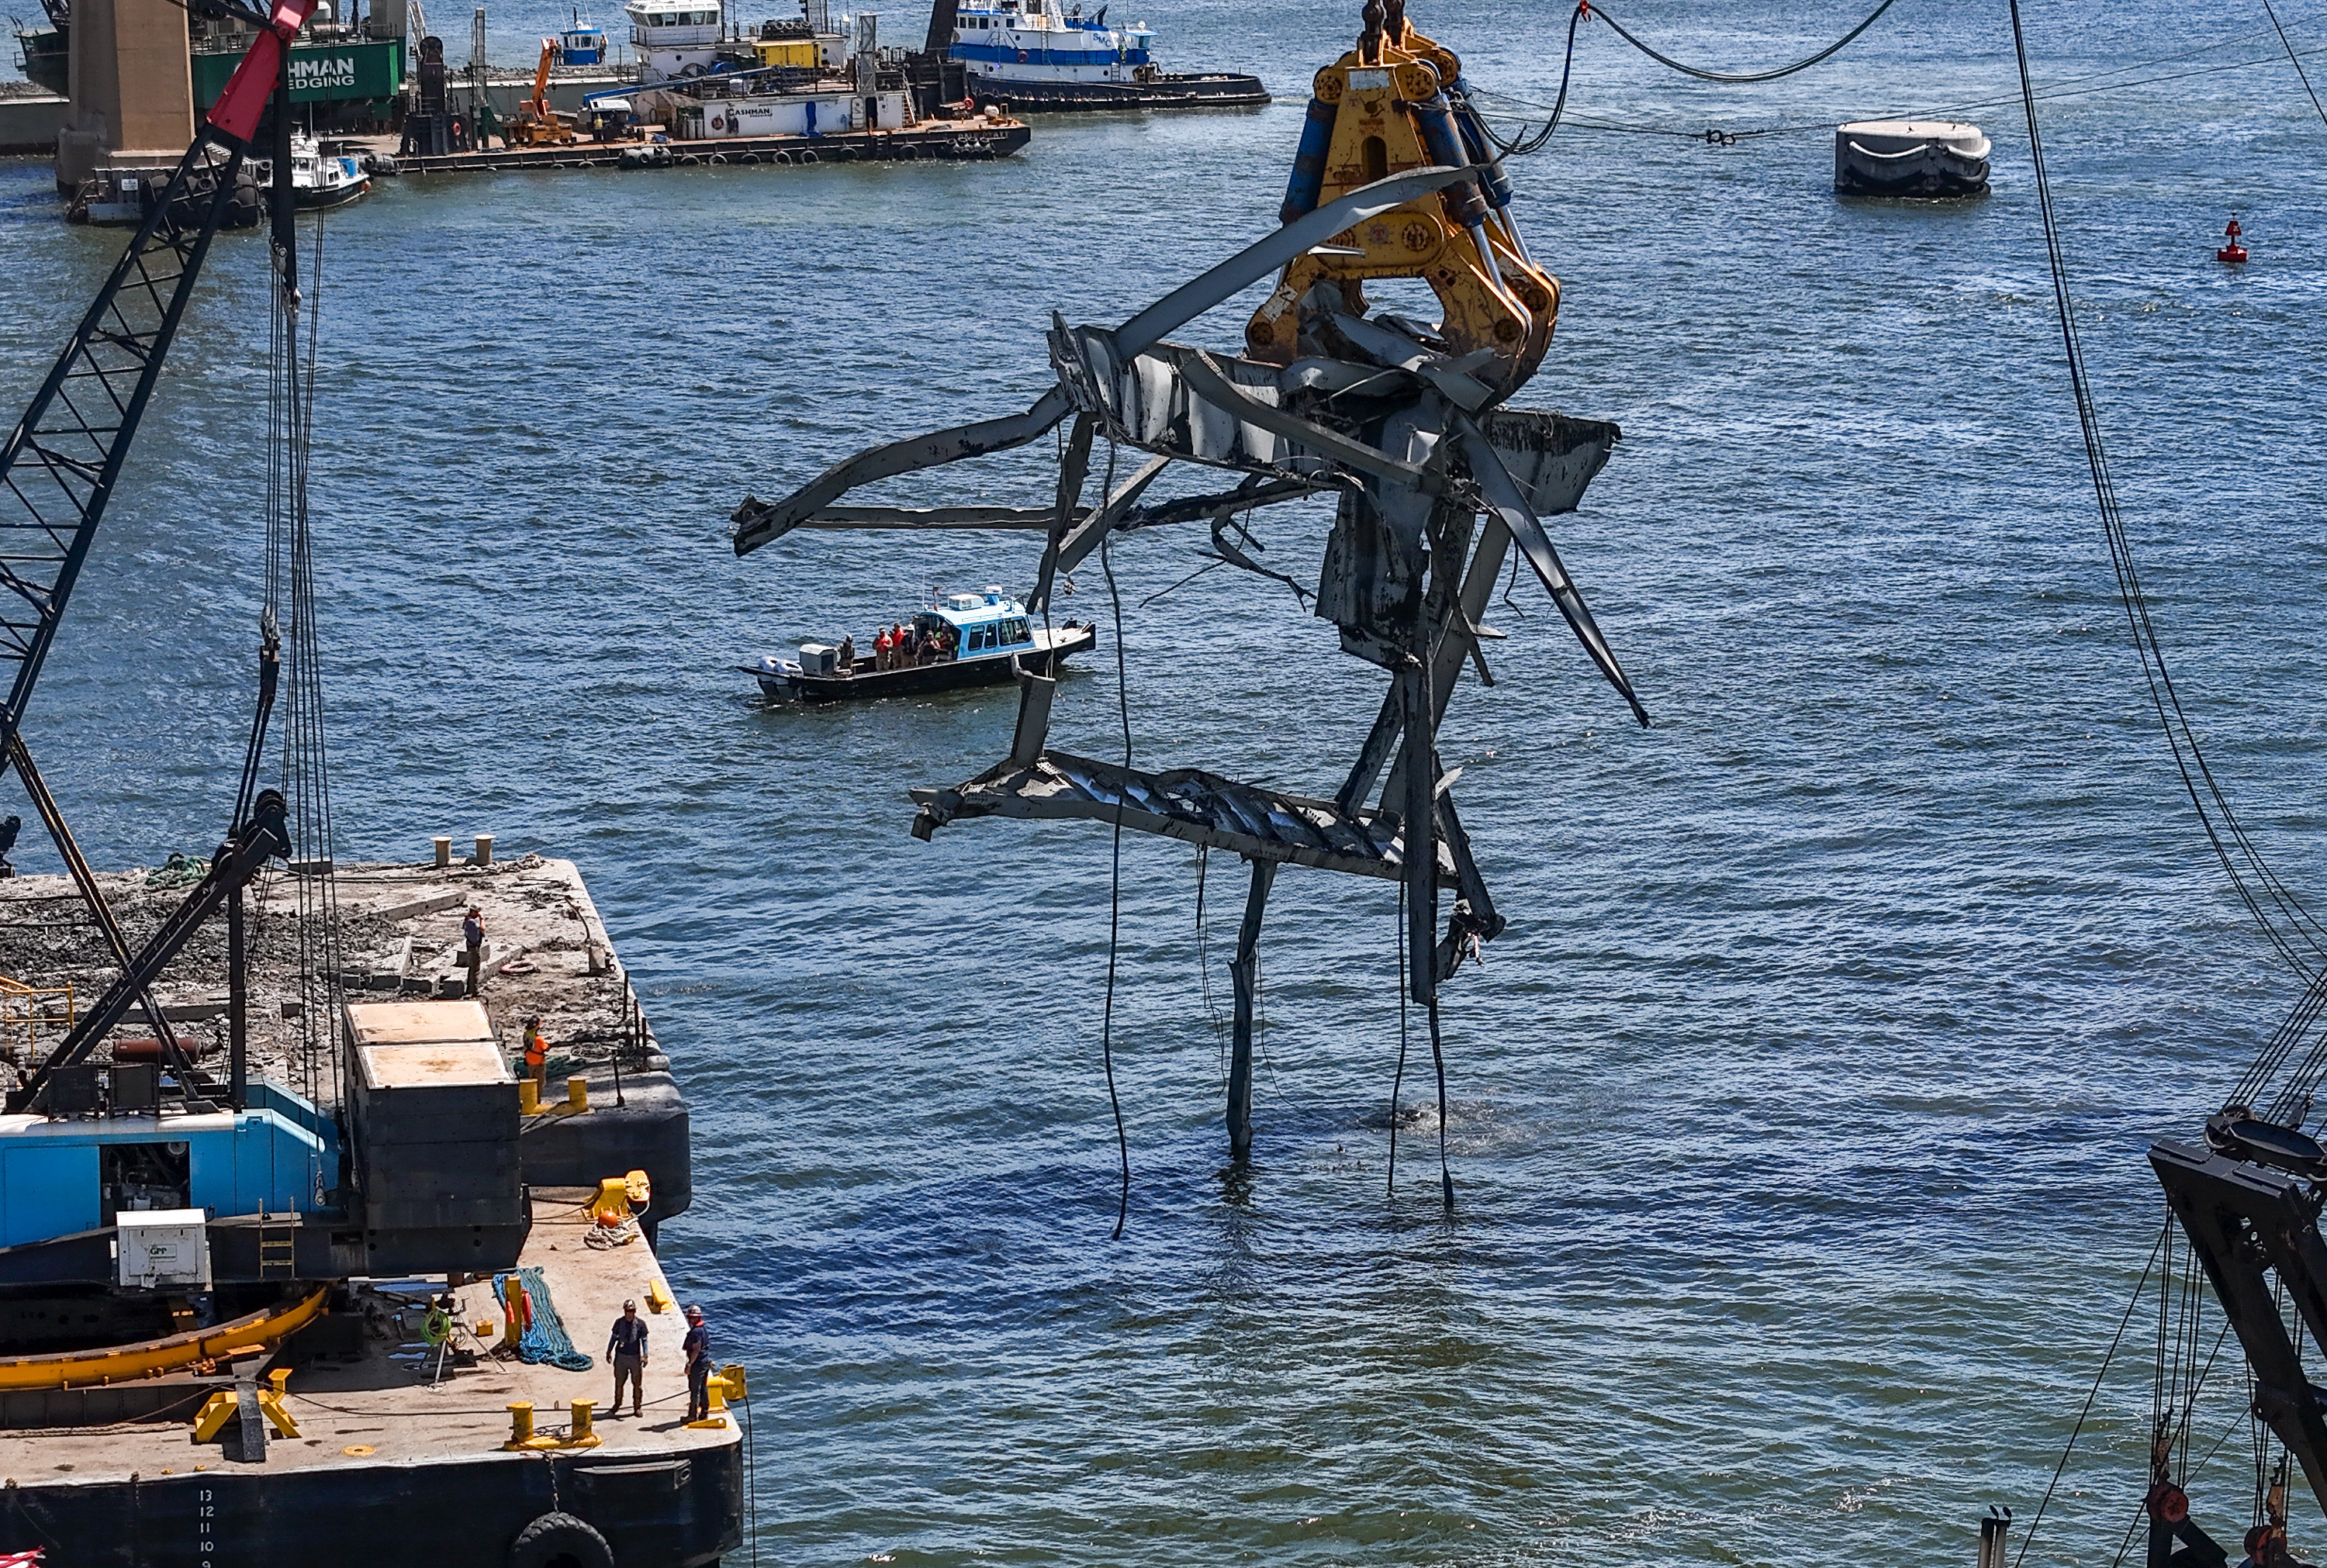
left=2218, top=217, right=2249, bottom=264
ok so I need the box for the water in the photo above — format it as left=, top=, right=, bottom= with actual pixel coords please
left=7, top=0, right=2327, bottom=1559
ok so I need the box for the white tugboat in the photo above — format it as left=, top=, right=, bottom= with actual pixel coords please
left=286, top=133, right=372, bottom=209
left=932, top=0, right=1266, bottom=109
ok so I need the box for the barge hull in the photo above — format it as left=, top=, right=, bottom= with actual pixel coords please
left=972, top=72, right=1269, bottom=110
left=0, top=1438, right=742, bottom=1568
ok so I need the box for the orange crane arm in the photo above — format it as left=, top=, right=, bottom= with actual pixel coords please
left=529, top=36, right=555, bottom=115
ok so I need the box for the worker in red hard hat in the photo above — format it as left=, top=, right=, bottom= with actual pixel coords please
left=682, top=1304, right=711, bottom=1421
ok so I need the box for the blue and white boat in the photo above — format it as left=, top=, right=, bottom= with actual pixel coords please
left=930, top=0, right=1266, bottom=111
left=743, top=587, right=1098, bottom=703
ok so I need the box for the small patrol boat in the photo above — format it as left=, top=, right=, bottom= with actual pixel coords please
left=744, top=588, right=1098, bottom=703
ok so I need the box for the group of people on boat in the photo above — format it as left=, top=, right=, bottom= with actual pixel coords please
left=859, top=620, right=959, bottom=672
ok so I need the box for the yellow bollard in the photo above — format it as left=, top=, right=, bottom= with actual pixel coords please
left=518, top=1079, right=541, bottom=1115
left=565, top=1076, right=588, bottom=1111
left=503, top=1402, right=535, bottom=1449
left=717, top=1363, right=748, bottom=1403
left=686, top=1373, right=732, bottom=1429
left=569, top=1399, right=601, bottom=1447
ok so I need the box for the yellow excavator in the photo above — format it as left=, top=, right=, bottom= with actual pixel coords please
left=504, top=37, right=579, bottom=146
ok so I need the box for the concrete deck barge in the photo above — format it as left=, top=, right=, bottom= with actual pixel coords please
left=0, top=1197, right=743, bottom=1566
left=0, top=849, right=733, bottom=1565
left=370, top=116, right=1029, bottom=175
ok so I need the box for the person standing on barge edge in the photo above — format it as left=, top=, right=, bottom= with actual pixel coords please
left=682, top=1304, right=711, bottom=1421
left=462, top=904, right=483, bottom=997
left=607, top=1298, right=648, bottom=1417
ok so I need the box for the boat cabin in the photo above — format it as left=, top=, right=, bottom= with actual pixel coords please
left=626, top=0, right=724, bottom=79
left=950, top=0, right=1155, bottom=81
left=926, top=588, right=1036, bottom=658
left=559, top=22, right=610, bottom=65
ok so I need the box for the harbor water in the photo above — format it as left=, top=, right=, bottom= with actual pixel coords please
left=5, top=0, right=2327, bottom=1559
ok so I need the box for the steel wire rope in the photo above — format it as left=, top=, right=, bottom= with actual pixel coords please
left=1463, top=19, right=2327, bottom=147
left=2264, top=0, right=2327, bottom=125
left=1426, top=994, right=1454, bottom=1212
left=1096, top=438, right=1132, bottom=1241
left=1588, top=0, right=1898, bottom=84
left=1460, top=0, right=1584, bottom=156
left=1195, top=846, right=1227, bottom=1085
left=2014, top=1215, right=2170, bottom=1568
left=2008, top=0, right=2327, bottom=1042
left=1387, top=881, right=1409, bottom=1200
left=1924, top=36, right=2327, bottom=120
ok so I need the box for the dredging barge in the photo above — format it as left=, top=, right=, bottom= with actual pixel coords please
left=0, top=8, right=741, bottom=1562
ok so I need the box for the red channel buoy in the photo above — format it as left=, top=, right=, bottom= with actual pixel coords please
left=2218, top=217, right=2249, bottom=264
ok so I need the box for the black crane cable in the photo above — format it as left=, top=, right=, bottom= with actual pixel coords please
left=1590, top=0, right=1898, bottom=84
left=1467, top=0, right=1585, bottom=155
left=2007, top=0, right=2327, bottom=1093
left=2014, top=1217, right=2170, bottom=1568
left=2263, top=0, right=2327, bottom=126
left=1387, top=882, right=1409, bottom=1200
left=1097, top=465, right=1132, bottom=1242
left=1464, top=14, right=2327, bottom=152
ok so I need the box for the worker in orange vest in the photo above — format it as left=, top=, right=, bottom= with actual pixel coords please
left=522, top=1017, right=548, bottom=1090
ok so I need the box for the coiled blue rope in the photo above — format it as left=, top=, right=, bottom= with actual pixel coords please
left=495, top=1265, right=593, bottom=1372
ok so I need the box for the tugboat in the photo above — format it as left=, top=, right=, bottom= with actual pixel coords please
left=744, top=587, right=1098, bottom=703
left=284, top=132, right=372, bottom=208
left=928, top=0, right=1267, bottom=110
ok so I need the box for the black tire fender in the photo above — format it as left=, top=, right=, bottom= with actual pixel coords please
left=508, top=1511, right=614, bottom=1568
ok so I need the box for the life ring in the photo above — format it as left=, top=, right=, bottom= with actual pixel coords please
left=1017, top=47, right=1027, bottom=60
left=709, top=112, right=728, bottom=132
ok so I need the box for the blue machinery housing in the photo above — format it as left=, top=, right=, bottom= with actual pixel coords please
left=0, top=1083, right=337, bottom=1249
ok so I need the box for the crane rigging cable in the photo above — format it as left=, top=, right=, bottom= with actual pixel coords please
left=1461, top=12, right=2327, bottom=151
left=2263, top=0, right=2327, bottom=128
left=1586, top=0, right=1897, bottom=84
left=2006, top=0, right=2327, bottom=1110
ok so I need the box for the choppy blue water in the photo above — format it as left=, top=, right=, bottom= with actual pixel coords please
left=8, top=0, right=2327, bottom=1559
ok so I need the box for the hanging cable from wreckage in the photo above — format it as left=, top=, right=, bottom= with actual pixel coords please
left=730, top=0, right=1649, bottom=1216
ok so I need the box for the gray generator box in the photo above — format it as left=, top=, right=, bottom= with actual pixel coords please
left=345, top=1000, right=525, bottom=1274
left=798, top=641, right=838, bottom=676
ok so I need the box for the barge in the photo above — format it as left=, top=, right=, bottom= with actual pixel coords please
left=0, top=855, right=732, bottom=1566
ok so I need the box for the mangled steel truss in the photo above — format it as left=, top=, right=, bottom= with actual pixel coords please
left=731, top=0, right=1648, bottom=1172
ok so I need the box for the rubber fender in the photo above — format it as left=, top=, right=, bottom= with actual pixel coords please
left=508, top=1511, right=614, bottom=1568
left=1277, top=94, right=1336, bottom=225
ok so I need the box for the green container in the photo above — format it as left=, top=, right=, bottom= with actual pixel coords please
left=191, top=36, right=406, bottom=109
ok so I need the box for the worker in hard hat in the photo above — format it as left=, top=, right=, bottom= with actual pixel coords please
left=522, top=1017, right=548, bottom=1091
left=682, top=1304, right=712, bottom=1421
